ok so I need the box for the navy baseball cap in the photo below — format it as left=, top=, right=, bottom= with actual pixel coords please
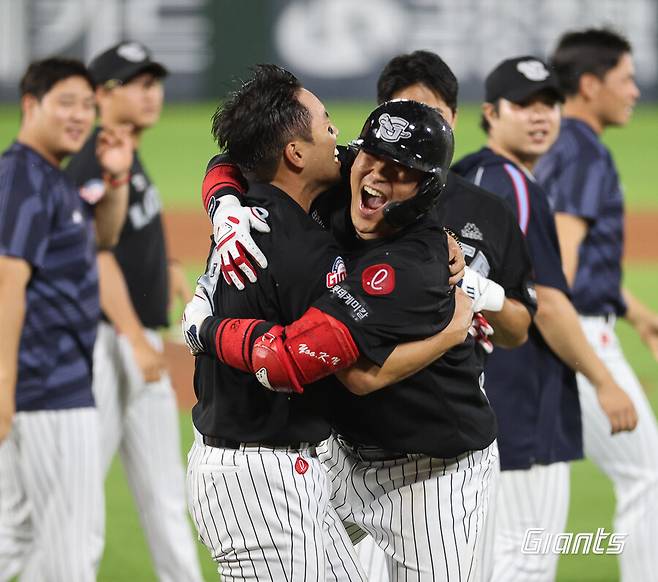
left=88, top=41, right=167, bottom=87
left=485, top=56, right=563, bottom=104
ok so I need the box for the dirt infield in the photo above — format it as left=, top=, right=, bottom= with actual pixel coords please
left=164, top=210, right=658, bottom=410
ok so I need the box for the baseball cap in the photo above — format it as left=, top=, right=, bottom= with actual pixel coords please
left=485, top=56, right=563, bottom=104
left=88, top=41, right=167, bottom=87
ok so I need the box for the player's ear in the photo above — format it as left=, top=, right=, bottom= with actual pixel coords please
left=579, top=73, right=601, bottom=101
left=481, top=101, right=498, bottom=126
left=20, top=94, right=38, bottom=119
left=451, top=108, right=459, bottom=130
left=283, top=140, right=305, bottom=171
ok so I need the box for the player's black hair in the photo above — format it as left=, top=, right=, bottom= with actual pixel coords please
left=376, top=50, right=459, bottom=114
left=212, top=64, right=313, bottom=182
left=551, top=28, right=632, bottom=96
left=20, top=58, right=95, bottom=100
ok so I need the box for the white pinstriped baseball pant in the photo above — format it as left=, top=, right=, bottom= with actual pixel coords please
left=318, top=434, right=499, bottom=581
left=0, top=408, right=103, bottom=582
left=578, top=315, right=658, bottom=582
left=186, top=429, right=366, bottom=581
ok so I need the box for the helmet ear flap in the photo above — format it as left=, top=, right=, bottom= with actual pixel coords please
left=383, top=172, right=447, bottom=229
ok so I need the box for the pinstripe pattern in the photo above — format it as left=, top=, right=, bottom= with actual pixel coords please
left=186, top=431, right=366, bottom=581
left=491, top=463, right=570, bottom=582
left=318, top=435, right=498, bottom=581
left=0, top=408, right=103, bottom=582
left=577, top=315, right=658, bottom=582
left=92, top=322, right=203, bottom=582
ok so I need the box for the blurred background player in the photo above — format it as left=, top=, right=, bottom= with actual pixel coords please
left=0, top=58, right=131, bottom=581
left=453, top=56, right=637, bottom=582
left=536, top=28, right=658, bottom=581
left=66, top=42, right=202, bottom=582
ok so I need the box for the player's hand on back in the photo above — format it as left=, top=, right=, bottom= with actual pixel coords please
left=213, top=195, right=270, bottom=290
left=96, top=123, right=134, bottom=182
left=181, top=271, right=217, bottom=355
left=596, top=377, right=638, bottom=434
left=445, top=231, right=465, bottom=286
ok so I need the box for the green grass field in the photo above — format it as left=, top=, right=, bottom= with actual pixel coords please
left=1, top=102, right=656, bottom=581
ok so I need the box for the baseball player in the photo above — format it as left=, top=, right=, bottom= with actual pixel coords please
left=188, top=97, right=499, bottom=581
left=352, top=49, right=540, bottom=582
left=65, top=42, right=203, bottom=582
left=0, top=58, right=131, bottom=581
left=453, top=56, right=637, bottom=581
left=185, top=64, right=371, bottom=582
left=535, top=28, right=658, bottom=581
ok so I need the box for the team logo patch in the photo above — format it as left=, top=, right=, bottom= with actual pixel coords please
left=376, top=113, right=412, bottom=143
left=362, top=264, right=395, bottom=296
left=516, top=59, right=550, bottom=81
left=294, top=457, right=309, bottom=475
left=79, top=179, right=106, bottom=204
left=326, top=256, right=347, bottom=288
left=461, top=222, right=483, bottom=241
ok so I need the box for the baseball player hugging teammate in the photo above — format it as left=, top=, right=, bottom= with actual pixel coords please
left=184, top=63, right=502, bottom=580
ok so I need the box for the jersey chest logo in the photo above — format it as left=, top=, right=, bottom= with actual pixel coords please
left=326, top=256, right=347, bottom=288
left=362, top=264, right=395, bottom=296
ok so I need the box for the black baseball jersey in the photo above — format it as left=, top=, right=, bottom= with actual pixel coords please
left=193, top=183, right=347, bottom=444
left=66, top=128, right=169, bottom=328
left=435, top=172, right=537, bottom=366
left=315, top=213, right=497, bottom=458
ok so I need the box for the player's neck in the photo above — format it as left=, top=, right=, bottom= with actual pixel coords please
left=562, top=99, right=604, bottom=135
left=270, top=175, right=321, bottom=213
left=487, top=139, right=537, bottom=173
left=16, top=129, right=63, bottom=167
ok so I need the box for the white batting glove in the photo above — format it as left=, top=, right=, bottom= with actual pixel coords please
left=460, top=267, right=505, bottom=313
left=181, top=273, right=215, bottom=355
left=213, top=195, right=270, bottom=290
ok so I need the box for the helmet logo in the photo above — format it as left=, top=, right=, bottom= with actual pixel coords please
left=376, top=113, right=412, bottom=143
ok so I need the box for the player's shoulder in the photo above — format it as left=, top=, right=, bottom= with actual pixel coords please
left=446, top=172, right=519, bottom=219
left=0, top=142, right=61, bottom=200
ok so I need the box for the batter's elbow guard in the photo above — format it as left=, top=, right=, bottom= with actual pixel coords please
left=213, top=317, right=265, bottom=372
left=201, top=156, right=248, bottom=218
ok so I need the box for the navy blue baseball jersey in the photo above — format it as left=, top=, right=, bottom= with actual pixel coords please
left=0, top=142, right=99, bottom=411
left=535, top=118, right=626, bottom=316
left=453, top=147, right=582, bottom=470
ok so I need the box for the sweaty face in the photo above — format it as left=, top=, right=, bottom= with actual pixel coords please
left=295, top=88, right=341, bottom=187
left=26, top=76, right=96, bottom=161
left=391, top=83, right=456, bottom=127
left=486, top=93, right=561, bottom=166
left=350, top=150, right=424, bottom=240
left=102, top=72, right=164, bottom=130
left=595, top=53, right=640, bottom=127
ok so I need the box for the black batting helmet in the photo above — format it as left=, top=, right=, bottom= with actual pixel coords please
left=349, top=99, right=454, bottom=228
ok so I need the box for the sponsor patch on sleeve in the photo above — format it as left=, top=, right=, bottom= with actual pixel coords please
left=362, top=264, right=395, bottom=296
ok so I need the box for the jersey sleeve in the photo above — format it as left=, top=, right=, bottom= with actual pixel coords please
left=539, top=153, right=605, bottom=221
left=313, top=235, right=455, bottom=366
left=0, top=176, right=50, bottom=269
